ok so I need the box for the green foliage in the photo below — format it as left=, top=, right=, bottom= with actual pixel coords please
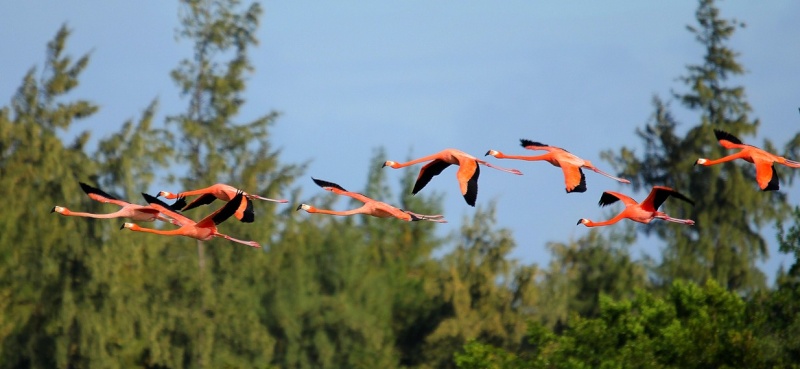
left=458, top=280, right=767, bottom=369
left=538, top=226, right=646, bottom=325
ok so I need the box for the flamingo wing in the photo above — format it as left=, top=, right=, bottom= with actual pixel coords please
left=713, top=129, right=745, bottom=149
left=561, top=166, right=587, bottom=193
left=312, top=177, right=372, bottom=203
left=754, top=161, right=779, bottom=191
left=141, top=193, right=195, bottom=227
left=236, top=197, right=255, bottom=223
left=80, top=182, right=131, bottom=207
left=456, top=160, right=480, bottom=206
left=412, top=159, right=451, bottom=195
left=181, top=193, right=218, bottom=212
left=641, top=186, right=694, bottom=212
left=520, top=139, right=562, bottom=152
left=197, top=191, right=246, bottom=227
left=598, top=191, right=637, bottom=207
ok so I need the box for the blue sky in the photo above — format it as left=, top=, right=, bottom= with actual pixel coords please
left=2, top=1, right=799, bottom=281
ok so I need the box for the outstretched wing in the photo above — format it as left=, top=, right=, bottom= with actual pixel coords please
left=713, top=129, right=745, bottom=149
left=412, top=159, right=451, bottom=195
left=642, top=186, right=694, bottom=211
left=312, top=177, right=372, bottom=203
left=197, top=191, right=246, bottom=227
left=80, top=182, right=130, bottom=207
left=181, top=193, right=218, bottom=212
left=598, top=191, right=637, bottom=207
left=755, top=161, right=779, bottom=191
left=141, top=193, right=195, bottom=226
left=562, top=166, right=587, bottom=193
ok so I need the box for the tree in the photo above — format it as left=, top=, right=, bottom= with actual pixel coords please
left=538, top=225, right=647, bottom=325
left=602, top=0, right=791, bottom=292
left=457, top=280, right=766, bottom=369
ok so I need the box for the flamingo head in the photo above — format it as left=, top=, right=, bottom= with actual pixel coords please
left=120, top=222, right=136, bottom=230
left=382, top=160, right=398, bottom=169
left=296, top=204, right=312, bottom=212
left=485, top=149, right=500, bottom=157
left=157, top=191, right=176, bottom=199
left=51, top=206, right=66, bottom=214
left=694, top=158, right=708, bottom=166
left=577, top=218, right=590, bottom=226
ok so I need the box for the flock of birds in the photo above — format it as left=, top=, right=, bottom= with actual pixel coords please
left=52, top=129, right=800, bottom=248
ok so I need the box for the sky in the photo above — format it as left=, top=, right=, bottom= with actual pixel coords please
left=2, top=1, right=799, bottom=282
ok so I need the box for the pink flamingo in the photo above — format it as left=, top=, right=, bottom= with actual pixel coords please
left=121, top=191, right=260, bottom=248
left=695, top=129, right=800, bottom=191
left=158, top=183, right=287, bottom=222
left=52, top=182, right=184, bottom=225
left=577, top=186, right=695, bottom=227
left=486, top=139, right=630, bottom=193
left=297, top=178, right=446, bottom=222
left=383, top=148, right=523, bottom=206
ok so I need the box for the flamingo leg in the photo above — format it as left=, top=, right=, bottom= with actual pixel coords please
left=656, top=215, right=695, bottom=225
left=216, top=233, right=261, bottom=248
left=590, top=167, right=631, bottom=184
left=477, top=160, right=523, bottom=175
left=248, top=194, right=289, bottom=203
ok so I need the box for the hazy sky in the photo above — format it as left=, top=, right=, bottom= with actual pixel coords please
left=3, top=1, right=799, bottom=281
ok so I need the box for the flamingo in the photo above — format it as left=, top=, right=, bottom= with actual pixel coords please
left=486, top=139, right=630, bottom=193
left=52, top=182, right=185, bottom=225
left=158, top=183, right=287, bottom=222
left=296, top=177, right=447, bottom=222
left=695, top=129, right=800, bottom=191
left=121, top=191, right=261, bottom=248
left=382, top=148, right=523, bottom=206
left=577, top=186, right=695, bottom=227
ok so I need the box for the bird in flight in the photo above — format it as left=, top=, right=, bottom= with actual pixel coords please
left=486, top=139, right=630, bottom=193
left=121, top=191, right=260, bottom=248
left=577, top=186, right=695, bottom=227
left=297, top=177, right=446, bottom=222
left=158, top=183, right=287, bottom=222
left=52, top=182, right=184, bottom=224
left=695, top=129, right=800, bottom=191
left=383, top=148, right=523, bottom=206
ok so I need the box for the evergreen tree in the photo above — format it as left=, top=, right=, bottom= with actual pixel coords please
left=538, top=226, right=647, bottom=325
left=157, top=0, right=300, bottom=366
left=602, top=0, right=791, bottom=292
left=0, top=25, right=101, bottom=368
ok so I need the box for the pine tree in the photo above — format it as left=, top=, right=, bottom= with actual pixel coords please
left=602, top=0, right=790, bottom=292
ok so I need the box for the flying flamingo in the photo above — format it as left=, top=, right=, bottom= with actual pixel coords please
left=296, top=177, right=447, bottom=222
left=52, top=182, right=185, bottom=225
left=158, top=183, right=287, bottom=223
left=695, top=129, right=800, bottom=191
left=121, top=191, right=261, bottom=248
left=382, top=148, right=523, bottom=207
left=486, top=139, right=630, bottom=193
left=577, top=186, right=695, bottom=227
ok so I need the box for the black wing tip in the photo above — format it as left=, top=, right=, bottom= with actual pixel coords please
left=569, top=169, right=588, bottom=193
left=519, top=139, right=548, bottom=148
left=79, top=181, right=118, bottom=200
left=764, top=165, right=780, bottom=191
left=311, top=177, right=347, bottom=192
left=598, top=192, right=620, bottom=207
left=142, top=192, right=173, bottom=209
left=168, top=196, right=187, bottom=212
left=713, top=129, right=743, bottom=145
left=241, top=197, right=255, bottom=223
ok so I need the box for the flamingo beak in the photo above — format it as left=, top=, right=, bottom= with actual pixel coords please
left=296, top=205, right=302, bottom=211
left=119, top=224, right=126, bottom=230
left=576, top=219, right=582, bottom=225
left=484, top=151, right=491, bottom=156
left=50, top=207, right=56, bottom=213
